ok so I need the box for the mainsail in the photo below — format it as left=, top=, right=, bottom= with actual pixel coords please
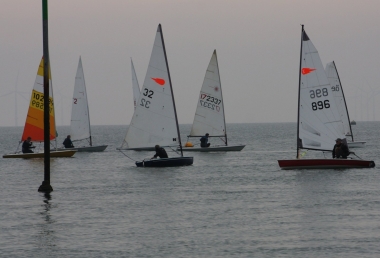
left=21, top=57, right=56, bottom=142
left=70, top=57, right=91, bottom=143
left=325, top=61, right=353, bottom=141
left=131, top=59, right=141, bottom=109
left=189, top=50, right=226, bottom=138
left=122, top=25, right=179, bottom=149
left=297, top=28, right=346, bottom=151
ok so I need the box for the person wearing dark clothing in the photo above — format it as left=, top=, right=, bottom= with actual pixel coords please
left=63, top=135, right=74, bottom=148
left=200, top=133, right=210, bottom=148
left=22, top=137, right=35, bottom=153
left=152, top=145, right=168, bottom=159
left=332, top=138, right=350, bottom=159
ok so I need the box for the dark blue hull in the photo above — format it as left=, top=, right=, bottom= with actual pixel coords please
left=136, top=157, right=193, bottom=167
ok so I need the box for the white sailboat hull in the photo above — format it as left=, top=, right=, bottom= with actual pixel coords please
left=118, top=146, right=156, bottom=151
left=3, top=150, right=77, bottom=159
left=347, top=141, right=366, bottom=148
left=57, top=145, right=108, bottom=152
left=180, top=144, right=245, bottom=152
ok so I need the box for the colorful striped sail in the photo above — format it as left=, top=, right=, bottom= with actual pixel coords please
left=21, top=57, right=56, bottom=142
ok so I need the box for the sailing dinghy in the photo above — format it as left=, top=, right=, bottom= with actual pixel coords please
left=3, top=57, right=76, bottom=158
left=122, top=24, right=193, bottom=167
left=62, top=57, right=107, bottom=152
left=277, top=26, right=374, bottom=169
left=325, top=61, right=365, bottom=148
left=181, top=50, right=245, bottom=152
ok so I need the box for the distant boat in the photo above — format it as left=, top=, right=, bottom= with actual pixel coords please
left=181, top=50, right=245, bottom=152
left=3, top=57, right=76, bottom=158
left=350, top=120, right=356, bottom=125
left=122, top=24, right=193, bottom=167
left=277, top=26, right=374, bottom=169
left=65, top=57, right=107, bottom=152
left=325, top=61, right=365, bottom=148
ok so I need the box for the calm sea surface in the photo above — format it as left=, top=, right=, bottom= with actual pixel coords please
left=1, top=123, right=380, bottom=257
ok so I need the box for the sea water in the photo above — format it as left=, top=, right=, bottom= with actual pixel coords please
left=1, top=123, right=380, bottom=257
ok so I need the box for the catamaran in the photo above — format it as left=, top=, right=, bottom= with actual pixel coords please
left=277, top=26, right=374, bottom=169
left=3, top=57, right=76, bottom=158
left=325, top=61, right=366, bottom=148
left=121, top=24, right=193, bottom=167
left=181, top=50, right=245, bottom=152
left=61, top=57, right=108, bottom=152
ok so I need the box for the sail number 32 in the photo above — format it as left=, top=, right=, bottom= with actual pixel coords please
left=140, top=88, right=154, bottom=108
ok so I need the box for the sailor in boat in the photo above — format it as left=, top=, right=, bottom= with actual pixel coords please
left=200, top=133, right=210, bottom=148
left=151, top=145, right=168, bottom=159
left=22, top=137, right=35, bottom=153
left=332, top=138, right=350, bottom=159
left=63, top=135, right=75, bottom=148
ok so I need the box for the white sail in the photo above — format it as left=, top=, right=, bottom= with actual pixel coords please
left=122, top=25, right=179, bottom=149
left=325, top=61, right=353, bottom=139
left=298, top=29, right=346, bottom=151
left=70, top=57, right=91, bottom=142
left=131, top=59, right=141, bottom=109
left=189, top=50, right=226, bottom=137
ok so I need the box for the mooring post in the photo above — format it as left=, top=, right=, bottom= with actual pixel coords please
left=38, top=0, right=52, bottom=193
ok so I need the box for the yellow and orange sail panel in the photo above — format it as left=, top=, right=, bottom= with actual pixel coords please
left=21, top=57, right=56, bottom=141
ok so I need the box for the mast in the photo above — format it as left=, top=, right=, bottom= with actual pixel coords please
left=296, top=25, right=304, bottom=159
left=333, top=61, right=354, bottom=142
left=131, top=58, right=136, bottom=109
left=214, top=50, right=228, bottom=146
left=15, top=73, right=18, bottom=127
left=81, top=57, right=92, bottom=146
left=159, top=24, right=183, bottom=156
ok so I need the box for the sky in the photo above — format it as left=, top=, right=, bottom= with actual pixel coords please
left=1, top=0, right=380, bottom=126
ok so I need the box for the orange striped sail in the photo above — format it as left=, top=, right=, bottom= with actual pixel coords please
left=21, top=57, right=56, bottom=141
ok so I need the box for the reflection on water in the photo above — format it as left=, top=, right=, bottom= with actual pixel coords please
left=37, top=193, right=57, bottom=250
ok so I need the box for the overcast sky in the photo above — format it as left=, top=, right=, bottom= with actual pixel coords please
left=1, top=0, right=380, bottom=127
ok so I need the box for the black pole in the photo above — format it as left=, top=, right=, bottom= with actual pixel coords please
left=38, top=0, right=52, bottom=193
left=296, top=25, right=304, bottom=159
